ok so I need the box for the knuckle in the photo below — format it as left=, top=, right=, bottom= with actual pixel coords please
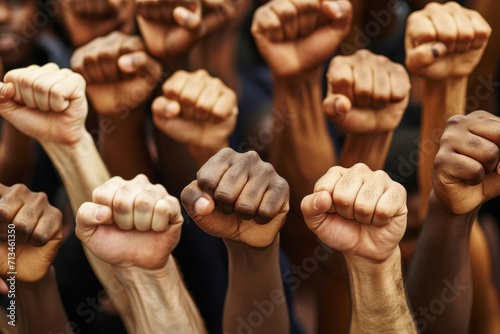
left=244, top=149, right=261, bottom=162
left=113, top=196, right=131, bottom=214
left=214, top=189, right=235, bottom=205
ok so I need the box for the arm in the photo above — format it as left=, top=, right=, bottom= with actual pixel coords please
left=181, top=148, right=290, bottom=334
left=301, top=164, right=417, bottom=333
left=252, top=0, right=353, bottom=202
left=407, top=111, right=500, bottom=333
left=75, top=174, right=206, bottom=333
left=0, top=183, right=68, bottom=334
left=322, top=49, right=410, bottom=170
left=71, top=31, right=162, bottom=179
left=0, top=121, right=35, bottom=185
left=404, top=1, right=491, bottom=219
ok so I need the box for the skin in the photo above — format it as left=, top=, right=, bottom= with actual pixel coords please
left=301, top=164, right=417, bottom=334
left=62, top=0, right=136, bottom=47
left=408, top=111, right=500, bottom=333
left=324, top=49, right=411, bottom=170
left=0, top=183, right=69, bottom=334
left=71, top=31, right=161, bottom=179
left=181, top=148, right=290, bottom=334
left=152, top=69, right=238, bottom=167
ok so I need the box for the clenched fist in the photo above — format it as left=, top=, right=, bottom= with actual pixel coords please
left=405, top=2, right=491, bottom=80
left=76, top=174, right=183, bottom=269
left=0, top=184, right=62, bottom=283
left=252, top=0, right=352, bottom=77
left=0, top=64, right=87, bottom=146
left=136, top=0, right=225, bottom=60
left=301, top=164, right=407, bottom=262
left=433, top=111, right=500, bottom=215
left=71, top=31, right=162, bottom=115
left=63, top=0, right=136, bottom=47
left=152, top=70, right=237, bottom=150
left=181, top=148, right=290, bottom=248
left=323, top=49, right=410, bottom=134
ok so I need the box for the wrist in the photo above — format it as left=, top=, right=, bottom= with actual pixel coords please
left=344, top=247, right=401, bottom=276
left=111, top=255, right=175, bottom=285
left=187, top=142, right=228, bottom=167
left=428, top=190, right=479, bottom=226
left=224, top=235, right=280, bottom=264
left=15, top=266, right=56, bottom=291
left=272, top=66, right=322, bottom=83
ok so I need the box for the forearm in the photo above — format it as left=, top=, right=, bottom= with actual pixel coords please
left=99, top=111, right=156, bottom=180
left=407, top=192, right=477, bottom=333
left=0, top=121, right=36, bottom=185
left=340, top=132, right=393, bottom=170
left=270, top=68, right=336, bottom=203
left=41, top=134, right=135, bottom=330
left=16, top=267, right=70, bottom=334
left=112, top=256, right=206, bottom=334
left=346, top=250, right=417, bottom=334
left=419, top=78, right=467, bottom=218
left=224, top=237, right=289, bottom=334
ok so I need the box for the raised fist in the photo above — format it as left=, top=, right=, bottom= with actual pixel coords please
left=62, top=0, right=136, bottom=47
left=76, top=174, right=184, bottom=269
left=323, top=49, right=410, bottom=134
left=0, top=184, right=62, bottom=283
left=251, top=0, right=352, bottom=77
left=136, top=0, right=226, bottom=59
left=71, top=31, right=162, bottom=116
left=301, top=164, right=407, bottom=262
left=405, top=2, right=491, bottom=80
left=433, top=110, right=500, bottom=215
left=152, top=70, right=237, bottom=150
left=181, top=148, right=290, bottom=248
left=0, top=64, right=87, bottom=146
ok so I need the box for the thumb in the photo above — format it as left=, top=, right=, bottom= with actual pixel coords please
left=181, top=180, right=216, bottom=219
left=117, top=51, right=161, bottom=77
left=173, top=6, right=202, bottom=30
left=301, top=191, right=332, bottom=232
left=0, top=82, right=15, bottom=103
left=406, top=42, right=447, bottom=73
left=75, top=202, right=112, bottom=243
left=323, top=94, right=351, bottom=122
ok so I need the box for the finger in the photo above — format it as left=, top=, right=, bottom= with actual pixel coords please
left=301, top=191, right=333, bottom=231
left=196, top=148, right=234, bottom=197
left=117, top=51, right=161, bottom=78
left=75, top=202, right=113, bottom=244
left=426, top=9, right=458, bottom=52
left=332, top=169, right=366, bottom=220
left=213, top=164, right=250, bottom=215
left=151, top=197, right=184, bottom=232
left=270, top=0, right=299, bottom=41
left=405, top=42, right=447, bottom=73
left=292, top=0, right=318, bottom=37
left=255, top=179, right=289, bottom=225
left=406, top=13, right=436, bottom=47
left=234, top=174, right=270, bottom=221
left=194, top=83, right=222, bottom=121
left=178, top=71, right=208, bottom=119
left=163, top=70, right=190, bottom=101
left=467, top=10, right=492, bottom=49
left=49, top=70, right=85, bottom=112
left=323, top=94, right=351, bottom=122
left=18, top=68, right=50, bottom=109
left=173, top=6, right=201, bottom=30
left=0, top=192, right=24, bottom=241
left=327, top=56, right=354, bottom=101
left=29, top=207, right=62, bottom=247
left=389, top=64, right=411, bottom=102
left=451, top=133, right=500, bottom=175
left=11, top=200, right=43, bottom=244
left=352, top=58, right=373, bottom=108
left=0, top=82, right=15, bottom=103
left=4, top=66, right=37, bottom=103
left=152, top=96, right=182, bottom=119
left=436, top=152, right=486, bottom=186
left=353, top=172, right=387, bottom=225
left=181, top=180, right=216, bottom=218
left=133, top=187, right=161, bottom=232
left=112, top=175, right=151, bottom=230
left=83, top=52, right=106, bottom=83
left=314, top=166, right=345, bottom=194
left=373, top=182, right=407, bottom=227
left=211, top=89, right=238, bottom=120
left=31, top=70, right=71, bottom=112
left=253, top=6, right=284, bottom=42
left=450, top=7, right=474, bottom=52
left=371, top=60, right=391, bottom=109
left=92, top=176, right=128, bottom=207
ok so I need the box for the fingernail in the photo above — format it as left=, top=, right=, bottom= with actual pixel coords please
left=194, top=197, right=210, bottom=215
left=431, top=43, right=446, bottom=58
left=95, top=206, right=109, bottom=222
left=118, top=55, right=134, bottom=70
left=313, top=193, right=321, bottom=210
left=333, top=2, right=344, bottom=18
left=176, top=7, right=190, bottom=22
left=165, top=102, right=178, bottom=116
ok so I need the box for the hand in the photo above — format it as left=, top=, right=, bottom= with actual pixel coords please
left=433, top=110, right=500, bottom=215
left=152, top=69, right=238, bottom=150
left=251, top=0, right=352, bottom=77
left=323, top=49, right=410, bottom=134
left=136, top=0, right=225, bottom=60
left=181, top=148, right=289, bottom=248
left=301, top=163, right=407, bottom=262
left=405, top=2, right=491, bottom=80
left=75, top=174, right=184, bottom=269
left=62, top=0, right=136, bottom=47
left=71, top=31, right=162, bottom=116
left=0, top=63, right=87, bottom=146
left=0, top=184, right=62, bottom=283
